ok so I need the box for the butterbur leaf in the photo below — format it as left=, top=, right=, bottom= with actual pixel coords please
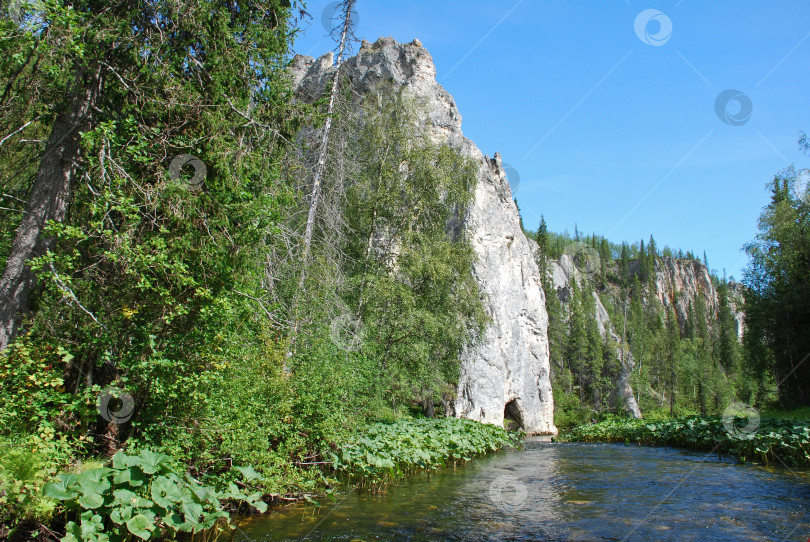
left=110, top=504, right=134, bottom=525
left=189, top=482, right=216, bottom=504
left=253, top=500, right=268, bottom=513
left=79, top=512, right=105, bottom=538
left=234, top=465, right=262, bottom=480
left=137, top=449, right=170, bottom=474
left=163, top=512, right=185, bottom=529
left=78, top=492, right=104, bottom=509
left=42, top=475, right=78, bottom=500
left=63, top=521, right=81, bottom=542
left=151, top=476, right=184, bottom=508
left=182, top=501, right=204, bottom=523
left=126, top=514, right=154, bottom=540
left=78, top=468, right=113, bottom=485
left=113, top=488, right=139, bottom=503
left=201, top=510, right=228, bottom=530
left=112, top=451, right=129, bottom=470
left=114, top=466, right=147, bottom=487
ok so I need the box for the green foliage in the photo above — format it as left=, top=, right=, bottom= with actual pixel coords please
left=743, top=164, right=810, bottom=407
left=564, top=415, right=810, bottom=467
left=330, top=418, right=521, bottom=489
left=0, top=437, right=60, bottom=530
left=42, top=449, right=267, bottom=541
left=552, top=388, right=592, bottom=429
left=337, top=87, right=486, bottom=410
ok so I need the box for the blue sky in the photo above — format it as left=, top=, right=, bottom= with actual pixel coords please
left=291, top=1, right=810, bottom=279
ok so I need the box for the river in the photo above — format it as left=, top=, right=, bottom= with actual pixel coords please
left=235, top=440, right=810, bottom=541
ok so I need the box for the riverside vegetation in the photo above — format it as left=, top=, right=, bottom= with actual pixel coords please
left=0, top=1, right=510, bottom=539
left=1, top=1, right=809, bottom=541
left=562, top=415, right=810, bottom=468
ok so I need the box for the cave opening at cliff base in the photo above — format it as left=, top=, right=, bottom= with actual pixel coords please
left=504, top=399, right=523, bottom=432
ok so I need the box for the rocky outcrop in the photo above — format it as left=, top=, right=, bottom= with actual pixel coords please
left=652, top=258, right=744, bottom=341
left=453, top=156, right=556, bottom=435
left=548, top=254, right=642, bottom=419
left=289, top=37, right=556, bottom=435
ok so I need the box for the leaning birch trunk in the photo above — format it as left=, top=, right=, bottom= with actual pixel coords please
left=0, top=66, right=105, bottom=352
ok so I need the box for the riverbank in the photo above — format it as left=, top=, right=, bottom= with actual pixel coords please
left=562, top=415, right=810, bottom=467
left=1, top=417, right=519, bottom=540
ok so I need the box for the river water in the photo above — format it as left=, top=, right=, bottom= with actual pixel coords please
left=236, top=440, right=810, bottom=541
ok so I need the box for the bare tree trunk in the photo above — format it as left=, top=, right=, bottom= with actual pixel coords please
left=287, top=1, right=356, bottom=356
left=297, top=0, right=356, bottom=283
left=0, top=65, right=105, bottom=352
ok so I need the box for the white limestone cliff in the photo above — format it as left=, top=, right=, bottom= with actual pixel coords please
left=289, top=37, right=557, bottom=435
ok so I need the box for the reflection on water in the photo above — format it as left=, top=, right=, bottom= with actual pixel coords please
left=236, top=442, right=810, bottom=541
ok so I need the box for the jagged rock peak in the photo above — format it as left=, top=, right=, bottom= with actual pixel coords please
left=289, top=38, right=557, bottom=435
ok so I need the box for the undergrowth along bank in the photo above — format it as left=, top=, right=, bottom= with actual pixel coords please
left=331, top=418, right=522, bottom=491
left=563, top=415, right=810, bottom=467
left=1, top=418, right=518, bottom=540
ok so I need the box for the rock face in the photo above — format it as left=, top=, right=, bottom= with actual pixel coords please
left=453, top=156, right=556, bottom=435
left=289, top=37, right=557, bottom=435
left=653, top=258, right=744, bottom=341
left=544, top=249, right=746, bottom=419
left=548, top=254, right=642, bottom=419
